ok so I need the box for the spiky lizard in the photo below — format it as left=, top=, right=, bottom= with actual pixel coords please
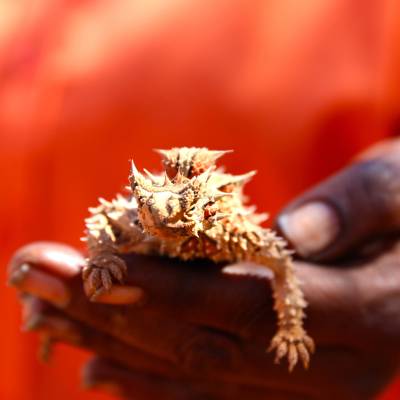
left=82, top=147, right=314, bottom=371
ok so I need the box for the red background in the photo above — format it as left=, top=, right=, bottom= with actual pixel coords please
left=1, top=1, right=400, bottom=398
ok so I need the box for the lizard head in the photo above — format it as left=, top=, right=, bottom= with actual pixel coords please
left=129, top=159, right=227, bottom=239
left=155, top=147, right=232, bottom=179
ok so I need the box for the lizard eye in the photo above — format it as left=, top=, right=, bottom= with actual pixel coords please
left=146, top=198, right=155, bottom=207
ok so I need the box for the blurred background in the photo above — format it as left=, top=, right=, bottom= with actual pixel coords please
left=1, top=0, right=400, bottom=399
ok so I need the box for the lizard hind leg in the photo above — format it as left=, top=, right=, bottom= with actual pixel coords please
left=250, top=233, right=315, bottom=372
left=267, top=263, right=315, bottom=372
left=82, top=252, right=128, bottom=301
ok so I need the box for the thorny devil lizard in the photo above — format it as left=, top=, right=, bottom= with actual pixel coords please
left=82, top=147, right=315, bottom=371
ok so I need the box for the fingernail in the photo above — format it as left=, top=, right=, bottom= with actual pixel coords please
left=94, top=285, right=146, bottom=305
left=278, top=202, right=340, bottom=257
left=9, top=263, right=70, bottom=307
left=23, top=313, right=81, bottom=345
left=223, top=263, right=274, bottom=279
left=41, top=247, right=83, bottom=277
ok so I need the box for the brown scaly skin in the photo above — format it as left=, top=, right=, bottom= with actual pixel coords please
left=82, top=147, right=315, bottom=371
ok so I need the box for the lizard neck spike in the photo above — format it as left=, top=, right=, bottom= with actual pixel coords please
left=230, top=170, right=257, bottom=185
left=131, top=162, right=186, bottom=194
left=208, top=150, right=233, bottom=161
left=130, top=160, right=152, bottom=190
left=194, top=167, right=213, bottom=184
left=210, top=190, right=233, bottom=201
left=163, top=171, right=173, bottom=186
left=174, top=170, right=184, bottom=184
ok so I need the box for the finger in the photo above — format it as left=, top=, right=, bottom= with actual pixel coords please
left=10, top=263, right=71, bottom=307
left=21, top=296, right=179, bottom=379
left=82, top=357, right=310, bottom=400
left=276, top=138, right=400, bottom=261
left=8, top=242, right=143, bottom=305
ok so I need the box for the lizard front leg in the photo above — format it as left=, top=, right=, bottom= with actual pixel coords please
left=82, top=196, right=145, bottom=300
left=83, top=249, right=128, bottom=300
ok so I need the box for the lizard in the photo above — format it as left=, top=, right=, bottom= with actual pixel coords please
left=82, top=147, right=315, bottom=371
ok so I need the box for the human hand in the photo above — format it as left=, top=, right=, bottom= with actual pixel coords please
left=8, top=139, right=400, bottom=399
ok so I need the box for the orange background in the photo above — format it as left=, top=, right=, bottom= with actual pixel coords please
left=1, top=1, right=400, bottom=399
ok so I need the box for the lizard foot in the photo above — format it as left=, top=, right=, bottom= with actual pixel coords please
left=268, top=328, right=315, bottom=372
left=82, top=253, right=128, bottom=300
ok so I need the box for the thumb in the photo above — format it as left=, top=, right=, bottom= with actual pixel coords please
left=276, top=139, right=400, bottom=261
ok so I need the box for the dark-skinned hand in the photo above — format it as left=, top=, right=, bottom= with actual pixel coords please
left=8, top=138, right=400, bottom=400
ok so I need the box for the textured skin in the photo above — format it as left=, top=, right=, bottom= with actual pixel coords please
left=82, top=148, right=314, bottom=371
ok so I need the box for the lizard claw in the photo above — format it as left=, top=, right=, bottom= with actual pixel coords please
left=82, top=253, right=128, bottom=300
left=268, top=329, right=315, bottom=372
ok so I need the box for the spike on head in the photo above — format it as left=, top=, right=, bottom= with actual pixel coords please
left=154, top=148, right=180, bottom=179
left=153, top=147, right=233, bottom=179
left=130, top=159, right=138, bottom=174
left=129, top=159, right=154, bottom=192
left=130, top=159, right=140, bottom=182
left=237, top=170, right=257, bottom=184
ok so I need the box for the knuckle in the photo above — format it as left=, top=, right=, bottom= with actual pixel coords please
left=353, top=160, right=400, bottom=222
left=358, top=159, right=399, bottom=193
left=176, top=330, right=242, bottom=376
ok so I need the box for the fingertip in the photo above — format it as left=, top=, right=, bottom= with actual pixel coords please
left=276, top=202, right=341, bottom=258
left=9, top=242, right=84, bottom=279
left=9, top=263, right=71, bottom=307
